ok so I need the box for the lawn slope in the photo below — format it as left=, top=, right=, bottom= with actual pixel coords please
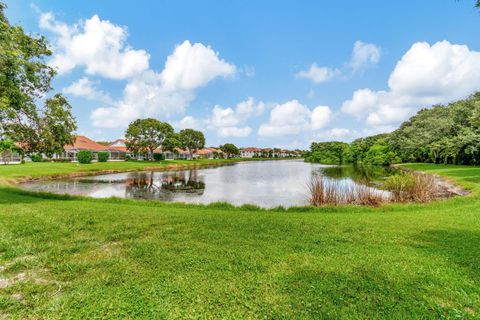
left=0, top=163, right=479, bottom=319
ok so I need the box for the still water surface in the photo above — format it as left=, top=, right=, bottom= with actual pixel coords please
left=22, top=160, right=398, bottom=208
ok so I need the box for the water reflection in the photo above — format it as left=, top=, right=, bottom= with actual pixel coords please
left=123, top=171, right=205, bottom=200
left=320, top=165, right=397, bottom=187
left=22, top=160, right=398, bottom=208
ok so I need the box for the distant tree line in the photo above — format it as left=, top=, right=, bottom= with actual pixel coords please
left=305, top=92, right=480, bottom=166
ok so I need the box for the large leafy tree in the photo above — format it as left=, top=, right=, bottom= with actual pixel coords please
left=219, top=143, right=239, bottom=158
left=0, top=3, right=76, bottom=156
left=125, top=118, right=174, bottom=160
left=162, top=133, right=181, bottom=154
left=178, top=129, right=205, bottom=159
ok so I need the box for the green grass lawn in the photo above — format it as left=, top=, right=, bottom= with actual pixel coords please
left=0, top=162, right=479, bottom=319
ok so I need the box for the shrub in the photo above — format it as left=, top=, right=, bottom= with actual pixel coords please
left=153, top=153, right=165, bottom=161
left=308, top=175, right=386, bottom=207
left=383, top=172, right=437, bottom=203
left=42, top=158, right=71, bottom=163
left=53, top=158, right=72, bottom=163
left=77, top=150, right=93, bottom=164
left=98, top=152, right=109, bottom=162
left=30, top=153, right=43, bottom=162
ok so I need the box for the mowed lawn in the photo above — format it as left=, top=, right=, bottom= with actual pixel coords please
left=0, top=163, right=479, bottom=319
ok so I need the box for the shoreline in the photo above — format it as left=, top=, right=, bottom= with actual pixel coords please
left=1, top=158, right=301, bottom=186
left=392, top=164, right=470, bottom=197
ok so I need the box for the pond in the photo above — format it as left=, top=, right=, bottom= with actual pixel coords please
left=21, top=160, right=399, bottom=208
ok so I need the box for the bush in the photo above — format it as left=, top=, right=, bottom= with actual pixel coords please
left=98, top=152, right=109, bottom=162
left=383, top=172, right=437, bottom=203
left=153, top=153, right=165, bottom=161
left=30, top=153, right=43, bottom=162
left=77, top=150, right=93, bottom=164
left=42, top=158, right=72, bottom=163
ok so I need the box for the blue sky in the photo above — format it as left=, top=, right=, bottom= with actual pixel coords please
left=4, top=0, right=480, bottom=148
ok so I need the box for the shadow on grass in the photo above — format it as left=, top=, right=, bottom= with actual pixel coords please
left=415, top=229, right=480, bottom=282
left=278, top=268, right=438, bottom=318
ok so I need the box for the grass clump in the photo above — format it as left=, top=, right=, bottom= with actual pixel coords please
left=384, top=172, right=437, bottom=202
left=308, top=175, right=386, bottom=206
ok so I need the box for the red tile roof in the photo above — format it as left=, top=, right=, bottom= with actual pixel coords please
left=65, top=136, right=111, bottom=152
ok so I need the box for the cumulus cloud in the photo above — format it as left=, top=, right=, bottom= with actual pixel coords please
left=349, top=41, right=381, bottom=72
left=62, top=77, right=111, bottom=103
left=40, top=13, right=150, bottom=79
left=295, top=41, right=380, bottom=84
left=161, top=41, right=236, bottom=91
left=342, top=41, right=480, bottom=127
left=208, top=97, right=265, bottom=137
left=37, top=11, right=237, bottom=128
left=173, top=116, right=205, bottom=130
left=90, top=40, right=236, bottom=128
left=258, top=100, right=332, bottom=137
left=217, top=126, right=252, bottom=137
left=295, top=64, right=340, bottom=84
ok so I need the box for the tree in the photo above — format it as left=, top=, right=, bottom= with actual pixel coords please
left=219, top=143, right=239, bottom=158
left=178, top=129, right=205, bottom=159
left=125, top=118, right=174, bottom=160
left=0, top=4, right=76, bottom=156
left=2, top=94, right=76, bottom=157
left=162, top=133, right=181, bottom=153
left=39, top=94, right=76, bottom=157
left=0, top=138, right=17, bottom=164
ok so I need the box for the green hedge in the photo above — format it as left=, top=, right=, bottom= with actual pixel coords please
left=98, top=152, right=109, bottom=162
left=30, top=154, right=43, bottom=162
left=77, top=150, right=93, bottom=164
left=153, top=153, right=165, bottom=161
left=42, top=158, right=72, bottom=163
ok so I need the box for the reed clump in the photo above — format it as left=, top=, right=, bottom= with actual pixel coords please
left=309, top=171, right=439, bottom=207
left=308, top=176, right=386, bottom=207
left=383, top=172, right=437, bottom=203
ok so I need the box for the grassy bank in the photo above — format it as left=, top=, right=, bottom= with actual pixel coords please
left=0, top=163, right=479, bottom=318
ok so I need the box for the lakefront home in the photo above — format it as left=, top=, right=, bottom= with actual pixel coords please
left=62, top=136, right=126, bottom=161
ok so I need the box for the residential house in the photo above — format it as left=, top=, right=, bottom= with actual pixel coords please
left=195, top=148, right=224, bottom=159
left=240, top=147, right=262, bottom=158
left=63, top=136, right=125, bottom=161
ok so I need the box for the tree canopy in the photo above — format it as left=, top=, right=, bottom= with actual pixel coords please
left=125, top=118, right=174, bottom=160
left=178, top=129, right=205, bottom=158
left=0, top=3, right=76, bottom=156
left=306, top=92, right=480, bottom=166
left=219, top=143, right=239, bottom=158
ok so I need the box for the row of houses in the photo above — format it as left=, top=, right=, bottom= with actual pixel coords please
left=1, top=135, right=302, bottom=164
left=58, top=136, right=224, bottom=161
left=239, top=147, right=300, bottom=158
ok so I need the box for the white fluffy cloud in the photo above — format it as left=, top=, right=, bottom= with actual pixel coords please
left=349, top=41, right=381, bottom=72
left=295, top=41, right=380, bottom=84
left=342, top=41, right=480, bottom=127
left=208, top=97, right=265, bottom=137
left=90, top=40, right=236, bottom=128
left=258, top=100, right=332, bottom=137
left=161, top=41, right=236, bottom=91
left=62, top=77, right=111, bottom=103
left=38, top=12, right=237, bottom=128
left=40, top=13, right=150, bottom=79
left=217, top=126, right=252, bottom=137
left=295, top=64, right=340, bottom=84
